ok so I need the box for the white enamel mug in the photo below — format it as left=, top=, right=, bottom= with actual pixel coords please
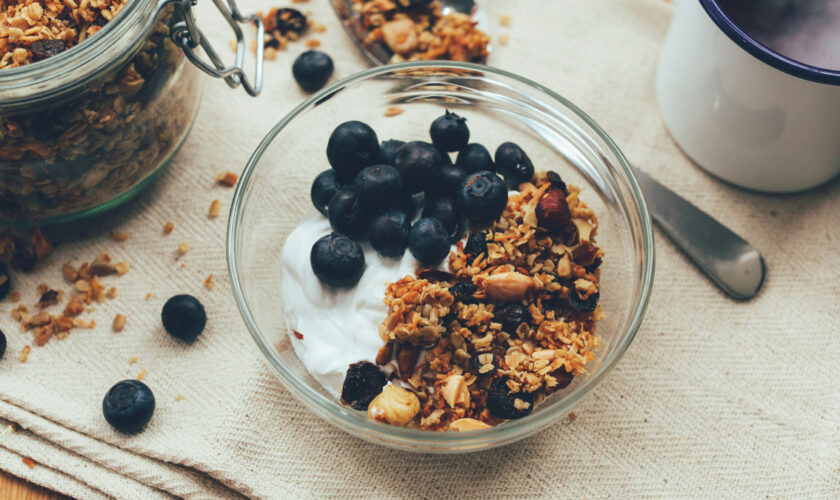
left=656, top=0, right=840, bottom=192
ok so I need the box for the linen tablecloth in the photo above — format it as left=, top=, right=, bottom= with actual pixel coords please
left=1, top=0, right=839, bottom=497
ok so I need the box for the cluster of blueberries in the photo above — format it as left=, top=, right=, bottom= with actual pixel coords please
left=309, top=111, right=536, bottom=288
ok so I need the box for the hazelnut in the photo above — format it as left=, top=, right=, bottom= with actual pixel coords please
left=536, top=189, right=571, bottom=233
left=441, top=374, right=470, bottom=408
left=367, top=385, right=420, bottom=426
left=449, top=418, right=492, bottom=431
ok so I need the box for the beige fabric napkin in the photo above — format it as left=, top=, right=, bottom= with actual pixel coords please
left=2, top=0, right=839, bottom=498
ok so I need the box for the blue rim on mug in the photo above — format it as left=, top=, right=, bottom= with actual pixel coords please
left=699, top=0, right=840, bottom=86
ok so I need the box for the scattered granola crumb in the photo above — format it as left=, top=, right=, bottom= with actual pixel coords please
left=499, top=14, right=511, bottom=26
left=177, top=242, right=190, bottom=257
left=204, top=274, right=215, bottom=290
left=9, top=291, right=19, bottom=302
left=264, top=47, right=277, bottom=60
left=175, top=394, right=185, bottom=402
left=216, top=171, right=239, bottom=187
left=498, top=34, right=509, bottom=46
left=305, top=39, right=321, bottom=48
left=7, top=423, right=17, bottom=433
left=137, top=369, right=147, bottom=381
left=311, top=22, right=326, bottom=33
left=62, top=263, right=79, bottom=282
left=569, top=411, right=578, bottom=422
left=19, top=345, right=30, bottom=363
left=106, top=287, right=117, bottom=299
left=293, top=330, right=304, bottom=340
left=292, top=0, right=309, bottom=3
left=21, top=457, right=36, bottom=469
left=113, top=314, right=126, bottom=332
left=110, top=232, right=129, bottom=242
left=208, top=199, right=222, bottom=218
left=163, top=222, right=175, bottom=235
left=384, top=106, right=405, bottom=117
left=145, top=293, right=153, bottom=300
left=128, top=357, right=138, bottom=365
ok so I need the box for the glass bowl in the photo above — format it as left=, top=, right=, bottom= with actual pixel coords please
left=227, top=61, right=654, bottom=453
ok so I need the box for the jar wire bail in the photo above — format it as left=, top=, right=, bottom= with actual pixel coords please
left=169, top=0, right=264, bottom=96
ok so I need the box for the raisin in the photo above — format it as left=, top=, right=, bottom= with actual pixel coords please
left=569, top=288, right=599, bottom=313
left=494, top=302, right=529, bottom=334
left=486, top=378, right=534, bottom=420
left=449, top=280, right=477, bottom=304
left=463, top=231, right=487, bottom=262
left=31, top=40, right=66, bottom=61
left=340, top=361, right=387, bottom=410
left=546, top=171, right=567, bottom=193
left=274, top=8, right=307, bottom=35
left=551, top=367, right=574, bottom=389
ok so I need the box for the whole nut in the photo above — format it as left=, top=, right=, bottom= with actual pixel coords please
left=536, top=189, right=571, bottom=233
left=482, top=272, right=534, bottom=301
left=367, top=385, right=420, bottom=426
left=375, top=342, right=394, bottom=365
left=449, top=418, right=492, bottom=431
left=441, top=374, right=470, bottom=408
left=396, top=343, right=420, bottom=378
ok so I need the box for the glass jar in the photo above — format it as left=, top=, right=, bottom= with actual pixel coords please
left=0, top=0, right=263, bottom=224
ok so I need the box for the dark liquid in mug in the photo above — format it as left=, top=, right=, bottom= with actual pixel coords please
left=716, top=0, right=840, bottom=69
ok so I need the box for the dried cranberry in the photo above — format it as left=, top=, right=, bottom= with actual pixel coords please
left=31, top=40, right=66, bottom=61
left=486, top=377, right=534, bottom=420
left=274, top=8, right=307, bottom=35
left=463, top=231, right=487, bottom=262
left=449, top=280, right=477, bottom=304
left=340, top=361, right=387, bottom=410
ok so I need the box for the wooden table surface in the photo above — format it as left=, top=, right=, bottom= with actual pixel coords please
left=0, top=471, right=68, bottom=500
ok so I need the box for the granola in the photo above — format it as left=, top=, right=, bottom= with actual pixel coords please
left=375, top=172, right=604, bottom=430
left=351, top=0, right=489, bottom=63
left=0, top=6, right=200, bottom=222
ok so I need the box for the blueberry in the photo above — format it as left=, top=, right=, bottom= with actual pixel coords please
left=569, top=287, right=599, bottom=313
left=463, top=231, right=487, bottom=262
left=292, top=50, right=334, bottom=92
left=456, top=143, right=494, bottom=173
left=394, top=141, right=442, bottom=194
left=326, top=121, right=380, bottom=182
left=368, top=209, right=411, bottom=258
left=102, top=380, right=155, bottom=434
left=495, top=303, right=529, bottom=334
left=310, top=233, right=365, bottom=287
left=422, top=196, right=461, bottom=237
left=495, top=142, right=535, bottom=187
left=448, top=280, right=477, bottom=304
left=408, top=217, right=451, bottom=265
left=430, top=110, right=469, bottom=152
left=0, top=329, right=5, bottom=360
left=546, top=170, right=567, bottom=193
left=486, top=377, right=534, bottom=420
left=341, top=361, right=387, bottom=410
left=161, top=294, right=206, bottom=342
left=379, top=139, right=405, bottom=166
left=311, top=169, right=343, bottom=216
left=456, top=171, right=508, bottom=224
left=327, top=188, right=370, bottom=239
left=0, top=263, right=10, bottom=301
left=354, top=165, right=404, bottom=210
left=428, top=163, right=467, bottom=197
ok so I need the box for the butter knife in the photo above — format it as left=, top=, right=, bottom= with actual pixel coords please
left=632, top=167, right=766, bottom=300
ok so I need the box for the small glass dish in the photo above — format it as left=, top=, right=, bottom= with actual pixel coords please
left=228, top=61, right=654, bottom=452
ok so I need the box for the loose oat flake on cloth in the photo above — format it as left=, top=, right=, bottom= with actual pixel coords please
left=0, top=0, right=839, bottom=498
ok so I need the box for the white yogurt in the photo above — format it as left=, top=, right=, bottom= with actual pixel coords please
left=280, top=210, right=451, bottom=397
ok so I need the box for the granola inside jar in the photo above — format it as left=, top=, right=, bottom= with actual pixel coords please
left=0, top=0, right=262, bottom=223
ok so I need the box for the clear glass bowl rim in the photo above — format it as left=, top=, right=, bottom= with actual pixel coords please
left=227, top=61, right=655, bottom=451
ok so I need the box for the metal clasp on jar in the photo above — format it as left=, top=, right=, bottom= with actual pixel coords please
left=167, top=0, right=264, bottom=96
